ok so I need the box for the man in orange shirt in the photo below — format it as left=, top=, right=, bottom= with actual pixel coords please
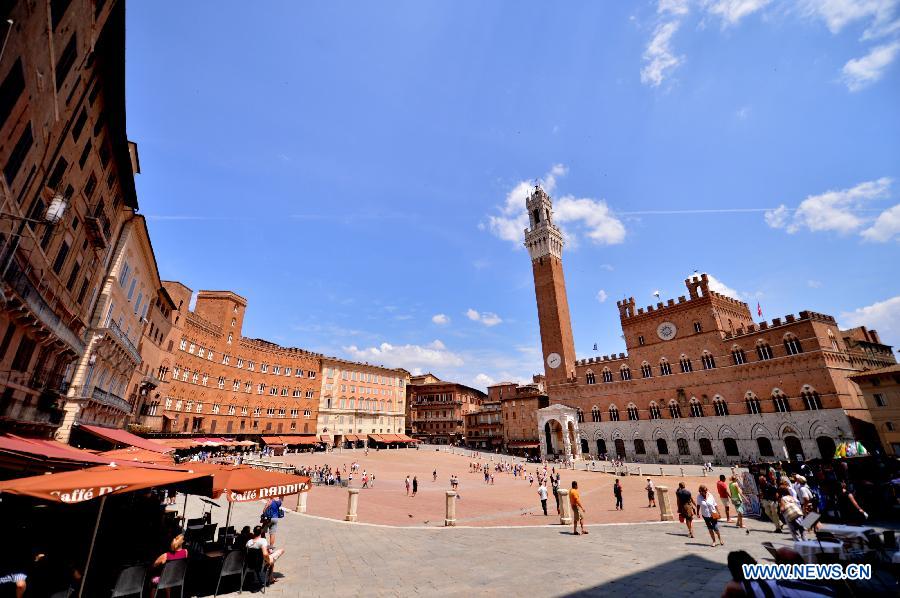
left=716, top=474, right=732, bottom=522
left=570, top=481, right=588, bottom=535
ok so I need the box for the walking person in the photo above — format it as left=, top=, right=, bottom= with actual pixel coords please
left=570, top=481, right=588, bottom=535
left=716, top=474, right=732, bottom=522
left=778, top=487, right=805, bottom=541
left=646, top=478, right=656, bottom=508
left=675, top=482, right=696, bottom=538
left=538, top=482, right=548, bottom=516
left=728, top=476, right=745, bottom=528
left=433, top=469, right=437, bottom=482
left=405, top=475, right=411, bottom=496
left=696, top=485, right=724, bottom=547
left=412, top=476, right=418, bottom=497
left=613, top=478, right=623, bottom=510
left=551, top=475, right=561, bottom=514
left=261, top=495, right=283, bottom=548
left=758, top=475, right=783, bottom=533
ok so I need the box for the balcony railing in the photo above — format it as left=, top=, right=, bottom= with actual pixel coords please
left=90, top=386, right=133, bottom=414
left=103, top=320, right=141, bottom=364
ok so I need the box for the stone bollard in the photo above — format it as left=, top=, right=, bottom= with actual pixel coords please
left=638, top=466, right=642, bottom=477
left=655, top=485, right=674, bottom=521
left=345, top=488, right=359, bottom=522
left=557, top=488, right=573, bottom=525
left=660, top=466, right=664, bottom=476
left=702, top=467, right=707, bottom=477
left=296, top=490, right=308, bottom=514
left=445, top=491, right=457, bottom=526
left=680, top=467, right=684, bottom=478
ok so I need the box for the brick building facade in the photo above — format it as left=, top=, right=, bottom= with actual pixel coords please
left=0, top=0, right=140, bottom=437
left=464, top=398, right=501, bottom=450
left=848, top=364, right=900, bottom=456
left=524, top=185, right=896, bottom=464
left=407, top=377, right=486, bottom=445
left=497, top=377, right=549, bottom=455
left=157, top=284, right=322, bottom=437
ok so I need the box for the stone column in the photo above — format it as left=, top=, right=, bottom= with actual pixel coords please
left=295, top=491, right=308, bottom=514
left=445, top=491, right=457, bottom=526
left=345, top=488, right=359, bottom=522
left=557, top=488, right=573, bottom=525
left=656, top=485, right=674, bottom=521
left=660, top=466, right=664, bottom=476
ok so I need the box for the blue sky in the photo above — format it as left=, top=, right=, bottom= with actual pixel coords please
left=126, top=1, right=900, bottom=389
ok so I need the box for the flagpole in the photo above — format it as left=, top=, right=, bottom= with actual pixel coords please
left=78, top=494, right=107, bottom=598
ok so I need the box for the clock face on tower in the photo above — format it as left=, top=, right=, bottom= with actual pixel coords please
left=657, top=322, right=677, bottom=341
left=546, top=352, right=562, bottom=369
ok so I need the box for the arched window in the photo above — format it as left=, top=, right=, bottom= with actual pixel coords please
left=659, top=359, right=672, bottom=376
left=677, top=437, right=690, bottom=455
left=634, top=439, right=646, bottom=454
left=698, top=438, right=713, bottom=455
left=586, top=371, right=596, bottom=385
left=591, top=405, right=601, bottom=422
left=657, top=438, right=669, bottom=454
left=745, top=392, right=762, bottom=415
left=602, top=368, right=613, bottom=383
left=802, top=388, right=822, bottom=410
left=620, top=365, right=632, bottom=381
left=576, top=408, right=584, bottom=423
left=756, top=341, right=774, bottom=360
left=679, top=355, right=693, bottom=373
left=784, top=334, right=803, bottom=356
left=649, top=402, right=662, bottom=419
left=723, top=438, right=739, bottom=456
left=756, top=437, right=774, bottom=457
left=827, top=329, right=839, bottom=351
left=668, top=400, right=682, bottom=419
left=713, top=396, right=729, bottom=416
left=627, top=404, right=639, bottom=421
left=772, top=389, right=791, bottom=413
left=608, top=405, right=620, bottom=422
left=689, top=399, right=704, bottom=418
left=732, top=346, right=746, bottom=365
left=641, top=362, right=652, bottom=378
left=693, top=321, right=703, bottom=333
left=701, top=351, right=716, bottom=370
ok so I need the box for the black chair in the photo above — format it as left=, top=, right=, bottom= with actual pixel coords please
left=761, top=541, right=780, bottom=560
left=186, top=517, right=205, bottom=528
left=244, top=548, right=271, bottom=594
left=883, top=530, right=898, bottom=551
left=202, top=523, right=218, bottom=544
left=214, top=549, right=245, bottom=597
left=156, top=559, right=188, bottom=598
left=110, top=564, right=147, bottom=597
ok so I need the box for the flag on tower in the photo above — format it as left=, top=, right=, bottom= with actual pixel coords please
left=757, top=302, right=763, bottom=318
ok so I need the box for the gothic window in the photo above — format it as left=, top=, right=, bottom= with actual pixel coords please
left=602, top=368, right=613, bottom=383
left=679, top=355, right=693, bottom=373
left=757, top=437, right=774, bottom=457
left=827, top=330, right=839, bottom=351
left=577, top=408, right=584, bottom=423
left=772, top=389, right=791, bottom=413
left=732, top=346, right=747, bottom=365
left=701, top=351, right=716, bottom=370
left=689, top=399, right=704, bottom=418
left=802, top=389, right=822, bottom=410
left=641, top=362, right=652, bottom=378
left=723, top=438, right=739, bottom=456
left=608, top=405, right=620, bottom=421
left=784, top=334, right=803, bottom=356
left=634, top=439, right=646, bottom=454
left=591, top=406, right=601, bottom=422
left=745, top=392, right=762, bottom=415
left=677, top=437, right=690, bottom=455
left=656, top=438, right=669, bottom=454
left=699, top=438, right=713, bottom=455
left=668, top=401, right=682, bottom=419
left=713, top=397, right=729, bottom=416
left=659, top=359, right=672, bottom=376
left=627, top=404, right=639, bottom=421
left=756, top=341, right=774, bottom=360
left=649, top=402, right=662, bottom=419
left=693, top=321, right=702, bottom=333
left=586, top=371, right=596, bottom=385
left=620, top=366, right=631, bottom=381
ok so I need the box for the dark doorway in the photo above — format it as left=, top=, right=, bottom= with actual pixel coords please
left=784, top=436, right=804, bottom=461
left=596, top=439, right=607, bottom=456
left=580, top=438, right=589, bottom=455
left=757, top=437, right=774, bottom=457
left=677, top=438, right=690, bottom=455
left=816, top=436, right=836, bottom=460
left=634, top=439, right=646, bottom=454
left=698, top=438, right=713, bottom=455
left=614, top=438, right=626, bottom=458
left=723, top=438, right=739, bottom=456
left=656, top=438, right=668, bottom=455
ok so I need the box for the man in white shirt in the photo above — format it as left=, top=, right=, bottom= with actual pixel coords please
left=538, top=482, right=548, bottom=516
left=247, top=525, right=285, bottom=585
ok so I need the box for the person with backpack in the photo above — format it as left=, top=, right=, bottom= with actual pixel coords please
left=261, top=495, right=284, bottom=548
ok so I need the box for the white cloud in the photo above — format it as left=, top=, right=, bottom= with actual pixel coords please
left=473, top=373, right=496, bottom=388
left=807, top=279, right=823, bottom=288
left=486, top=165, right=626, bottom=248
left=641, top=21, right=684, bottom=86
left=840, top=295, right=900, bottom=347
left=736, top=105, right=751, bottom=119
left=596, top=289, right=609, bottom=303
left=800, top=0, right=898, bottom=35
left=841, top=41, right=900, bottom=91
left=861, top=203, right=900, bottom=241
left=706, top=0, right=772, bottom=27
left=701, top=273, right=742, bottom=299
left=431, top=313, right=450, bottom=325
left=465, top=308, right=502, bottom=327
left=765, top=177, right=892, bottom=235
left=599, top=263, right=615, bottom=271
left=660, top=0, right=691, bottom=15
left=343, top=339, right=464, bottom=370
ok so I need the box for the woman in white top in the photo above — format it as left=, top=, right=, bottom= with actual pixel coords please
left=696, top=485, right=724, bottom=547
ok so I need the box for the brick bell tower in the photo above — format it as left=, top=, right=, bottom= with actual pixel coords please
left=524, top=185, right=577, bottom=385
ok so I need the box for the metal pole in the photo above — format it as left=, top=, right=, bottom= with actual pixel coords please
left=224, top=500, right=233, bottom=530
left=182, top=493, right=188, bottom=523
left=78, top=495, right=107, bottom=598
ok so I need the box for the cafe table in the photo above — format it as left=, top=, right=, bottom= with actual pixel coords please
left=794, top=540, right=844, bottom=563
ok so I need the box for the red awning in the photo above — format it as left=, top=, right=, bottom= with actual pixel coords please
left=77, top=424, right=172, bottom=454
left=0, top=435, right=112, bottom=465
left=261, top=436, right=284, bottom=445
left=281, top=435, right=318, bottom=445
left=508, top=441, right=540, bottom=448
left=344, top=434, right=359, bottom=442
left=319, top=435, right=332, bottom=443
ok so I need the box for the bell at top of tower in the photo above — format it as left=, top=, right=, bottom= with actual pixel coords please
left=524, top=184, right=564, bottom=261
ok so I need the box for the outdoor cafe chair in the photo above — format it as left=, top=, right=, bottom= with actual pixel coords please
left=761, top=542, right=780, bottom=561
left=110, top=564, right=148, bottom=597
left=244, top=547, right=271, bottom=594
left=213, top=549, right=245, bottom=597
left=217, top=526, right=236, bottom=548
left=156, top=558, right=188, bottom=598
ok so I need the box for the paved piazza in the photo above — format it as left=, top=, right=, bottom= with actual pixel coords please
left=193, top=448, right=778, bottom=597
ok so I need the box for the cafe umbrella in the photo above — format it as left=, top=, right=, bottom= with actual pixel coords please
left=0, top=463, right=214, bottom=597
